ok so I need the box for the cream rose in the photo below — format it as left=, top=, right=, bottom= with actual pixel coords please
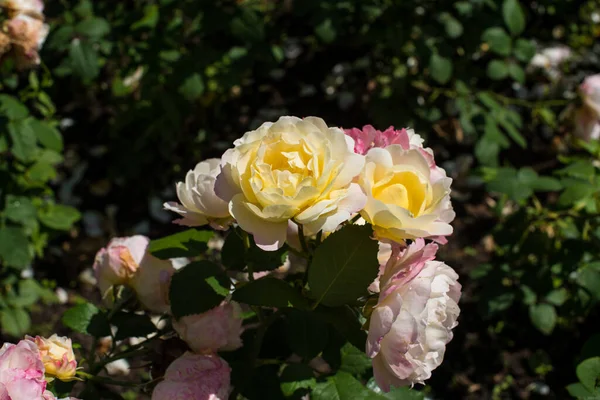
left=359, top=145, right=454, bottom=243
left=28, top=335, right=77, bottom=382
left=215, top=116, right=366, bottom=250
left=164, top=158, right=232, bottom=229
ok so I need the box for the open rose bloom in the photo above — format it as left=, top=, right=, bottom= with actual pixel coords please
left=152, top=353, right=231, bottom=400
left=0, top=338, right=80, bottom=400
left=367, top=240, right=461, bottom=391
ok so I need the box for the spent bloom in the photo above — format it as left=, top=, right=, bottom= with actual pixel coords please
left=27, top=335, right=77, bottom=382
left=173, top=302, right=243, bottom=354
left=367, top=240, right=461, bottom=391
left=93, top=235, right=175, bottom=313
left=164, top=158, right=232, bottom=229
left=0, top=339, right=47, bottom=400
left=152, top=352, right=231, bottom=400
left=215, top=116, right=366, bottom=251
left=0, top=0, right=48, bottom=69
left=358, top=142, right=454, bottom=244
left=574, top=75, right=600, bottom=142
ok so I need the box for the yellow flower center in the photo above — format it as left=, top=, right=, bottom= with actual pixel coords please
left=372, top=169, right=432, bottom=217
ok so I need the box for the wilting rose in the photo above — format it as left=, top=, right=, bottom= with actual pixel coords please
left=367, top=240, right=461, bottom=391
left=173, top=302, right=243, bottom=354
left=4, top=14, right=48, bottom=68
left=151, top=353, right=231, bottom=400
left=358, top=144, right=454, bottom=244
left=164, top=159, right=232, bottom=229
left=215, top=116, right=366, bottom=250
left=93, top=235, right=175, bottom=313
left=574, top=107, right=600, bottom=142
left=28, top=335, right=77, bottom=382
left=0, top=339, right=47, bottom=400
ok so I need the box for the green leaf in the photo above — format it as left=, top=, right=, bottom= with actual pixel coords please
left=6, top=279, right=42, bottom=307
left=4, top=195, right=36, bottom=224
left=62, top=303, right=111, bottom=336
left=315, top=306, right=367, bottom=351
left=557, top=160, right=594, bottom=179
left=367, top=378, right=425, bottom=399
left=482, top=27, right=512, bottom=56
left=545, top=289, right=568, bottom=306
left=429, top=53, right=453, bottom=85
left=566, top=382, right=596, bottom=399
left=29, top=119, right=63, bottom=152
left=75, top=17, right=110, bottom=39
left=69, top=40, right=100, bottom=81
left=38, top=204, right=81, bottom=230
left=529, top=303, right=556, bottom=335
left=286, top=309, right=329, bottom=360
left=502, top=0, right=526, bottom=36
left=131, top=4, right=159, bottom=30
left=280, top=364, right=316, bottom=397
left=487, top=60, right=509, bottom=80
left=531, top=177, right=562, bottom=192
left=8, top=119, right=37, bottom=162
left=340, top=342, right=372, bottom=375
left=26, top=162, right=57, bottom=183
left=312, top=371, right=385, bottom=400
left=577, top=267, right=600, bottom=301
left=221, top=230, right=246, bottom=271
left=308, top=224, right=379, bottom=307
left=0, top=94, right=29, bottom=119
left=508, top=63, right=525, bottom=83
left=230, top=8, right=264, bottom=43
left=514, top=38, right=536, bottom=62
left=111, top=312, right=157, bottom=341
left=497, top=116, right=526, bottom=148
left=315, top=19, right=337, bottom=43
left=179, top=74, right=205, bottom=101
left=558, top=182, right=598, bottom=207
left=577, top=357, right=600, bottom=391
left=0, top=308, right=31, bottom=337
left=169, top=261, right=231, bottom=318
left=442, top=15, right=463, bottom=38
left=0, top=227, right=32, bottom=269
left=232, top=277, right=308, bottom=309
left=149, top=229, right=213, bottom=259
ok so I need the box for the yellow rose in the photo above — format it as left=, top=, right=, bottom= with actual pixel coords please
left=359, top=145, right=454, bottom=243
left=215, top=116, right=366, bottom=250
left=30, top=334, right=77, bottom=381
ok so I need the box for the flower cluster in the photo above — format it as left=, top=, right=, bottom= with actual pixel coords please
left=162, top=117, right=461, bottom=393
left=0, top=335, right=79, bottom=399
left=0, top=0, right=48, bottom=69
left=92, top=236, right=242, bottom=399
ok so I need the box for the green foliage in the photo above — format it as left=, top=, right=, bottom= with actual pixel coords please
left=169, top=260, right=231, bottom=318
left=308, top=224, right=379, bottom=307
left=232, top=277, right=308, bottom=309
left=62, top=302, right=111, bottom=336
left=149, top=229, right=213, bottom=259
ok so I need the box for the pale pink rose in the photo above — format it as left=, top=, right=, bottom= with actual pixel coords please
left=152, top=353, right=231, bottom=400
left=164, top=159, right=232, bottom=230
left=42, top=391, right=80, bottom=400
left=0, top=339, right=47, bottom=400
left=367, top=241, right=461, bottom=391
left=93, top=235, right=175, bottom=313
left=27, top=335, right=77, bottom=382
left=173, top=302, right=243, bottom=353
left=5, top=14, right=48, bottom=68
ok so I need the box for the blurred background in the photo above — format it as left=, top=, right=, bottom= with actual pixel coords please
left=1, top=0, right=600, bottom=398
